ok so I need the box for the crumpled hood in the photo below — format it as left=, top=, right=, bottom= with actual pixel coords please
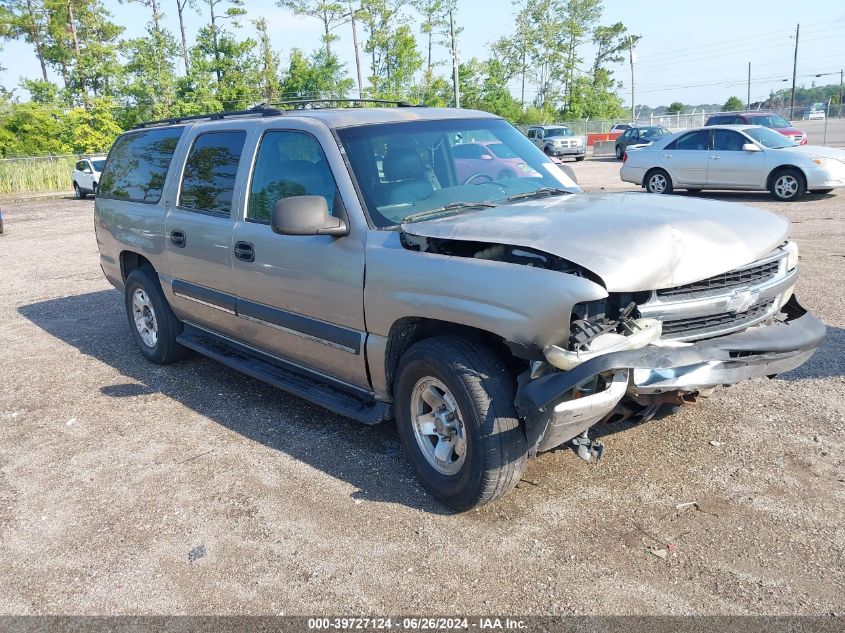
left=403, top=192, right=790, bottom=292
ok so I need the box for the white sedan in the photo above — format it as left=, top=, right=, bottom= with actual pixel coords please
left=620, top=124, right=845, bottom=201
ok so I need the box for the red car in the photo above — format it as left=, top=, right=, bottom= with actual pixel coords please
left=705, top=112, right=807, bottom=144
left=452, top=141, right=540, bottom=182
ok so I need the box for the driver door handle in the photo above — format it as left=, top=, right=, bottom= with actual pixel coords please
left=170, top=230, right=186, bottom=247
left=234, top=241, right=255, bottom=263
left=710, top=154, right=721, bottom=160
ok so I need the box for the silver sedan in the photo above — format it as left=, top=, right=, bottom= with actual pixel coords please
left=620, top=124, right=845, bottom=201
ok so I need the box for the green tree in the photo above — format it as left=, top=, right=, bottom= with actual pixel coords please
left=121, top=22, right=181, bottom=124
left=254, top=17, right=282, bottom=102
left=276, top=0, right=345, bottom=57
left=0, top=0, right=51, bottom=80
left=195, top=0, right=246, bottom=84
left=360, top=0, right=422, bottom=99
left=279, top=47, right=353, bottom=101
left=722, top=95, right=745, bottom=111
left=61, top=96, right=123, bottom=152
left=666, top=101, right=684, bottom=114
left=410, top=0, right=455, bottom=75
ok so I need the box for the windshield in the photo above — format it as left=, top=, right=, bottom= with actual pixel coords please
left=640, top=126, right=670, bottom=140
left=543, top=127, right=573, bottom=137
left=746, top=114, right=791, bottom=128
left=743, top=127, right=797, bottom=149
left=92, top=159, right=106, bottom=171
left=485, top=142, right=518, bottom=159
left=336, top=118, right=579, bottom=228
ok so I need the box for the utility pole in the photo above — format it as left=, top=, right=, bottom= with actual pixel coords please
left=450, top=10, right=460, bottom=108
left=790, top=23, right=799, bottom=119
left=629, top=35, right=636, bottom=121
left=747, top=62, right=751, bottom=109
left=839, top=69, right=843, bottom=119
left=347, top=1, right=363, bottom=99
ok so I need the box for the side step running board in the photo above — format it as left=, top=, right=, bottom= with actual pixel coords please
left=177, top=324, right=389, bottom=425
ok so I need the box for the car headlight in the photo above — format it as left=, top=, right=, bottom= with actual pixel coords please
left=785, top=241, right=799, bottom=271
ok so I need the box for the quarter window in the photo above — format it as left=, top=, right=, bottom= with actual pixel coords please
left=98, top=127, right=184, bottom=203
left=179, top=131, right=246, bottom=216
left=247, top=131, right=337, bottom=223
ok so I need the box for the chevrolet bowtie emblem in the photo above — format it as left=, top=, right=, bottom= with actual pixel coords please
left=726, top=289, right=759, bottom=313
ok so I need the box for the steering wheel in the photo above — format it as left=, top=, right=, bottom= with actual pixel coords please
left=463, top=172, right=495, bottom=185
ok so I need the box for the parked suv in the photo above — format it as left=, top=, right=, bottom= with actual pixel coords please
left=95, top=104, right=824, bottom=510
left=72, top=155, right=107, bottom=199
left=526, top=125, right=586, bottom=161
left=705, top=112, right=807, bottom=145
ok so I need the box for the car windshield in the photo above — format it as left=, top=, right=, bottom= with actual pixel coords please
left=92, top=159, right=106, bottom=171
left=544, top=127, right=573, bottom=137
left=743, top=127, right=797, bottom=149
left=746, top=114, right=791, bottom=128
left=640, top=126, right=670, bottom=140
left=485, top=142, right=518, bottom=159
left=336, top=118, right=579, bottom=228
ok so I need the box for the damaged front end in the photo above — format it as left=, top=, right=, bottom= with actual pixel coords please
left=514, top=244, right=826, bottom=455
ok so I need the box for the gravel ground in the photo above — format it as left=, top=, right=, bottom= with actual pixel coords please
left=0, top=164, right=843, bottom=616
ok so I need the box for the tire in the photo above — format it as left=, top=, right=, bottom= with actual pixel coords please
left=124, top=267, right=187, bottom=364
left=74, top=182, right=86, bottom=199
left=543, top=146, right=553, bottom=156
left=615, top=145, right=623, bottom=160
left=645, top=168, right=674, bottom=194
left=92, top=182, right=98, bottom=196
left=394, top=336, right=528, bottom=511
left=575, top=155, right=586, bottom=162
left=769, top=168, right=806, bottom=201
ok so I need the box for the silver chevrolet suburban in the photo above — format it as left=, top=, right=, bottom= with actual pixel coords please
left=94, top=102, right=825, bottom=510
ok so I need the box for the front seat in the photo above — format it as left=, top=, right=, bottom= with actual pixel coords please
left=380, top=147, right=434, bottom=205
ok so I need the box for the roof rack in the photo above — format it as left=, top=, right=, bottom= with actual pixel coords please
left=132, top=106, right=284, bottom=130
left=263, top=98, right=421, bottom=109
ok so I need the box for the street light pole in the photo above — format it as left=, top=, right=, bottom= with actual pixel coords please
left=747, top=62, right=751, bottom=109
left=790, top=23, right=799, bottom=119
left=346, top=1, right=364, bottom=100
left=629, top=36, right=636, bottom=121
left=450, top=10, right=460, bottom=108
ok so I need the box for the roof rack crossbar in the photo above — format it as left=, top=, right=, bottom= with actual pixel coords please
left=132, top=106, right=284, bottom=130
left=263, top=98, right=420, bottom=109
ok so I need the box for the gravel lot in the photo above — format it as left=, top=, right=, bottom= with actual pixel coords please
left=0, top=162, right=843, bottom=616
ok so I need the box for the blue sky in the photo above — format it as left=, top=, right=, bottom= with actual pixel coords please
left=1, top=0, right=844, bottom=107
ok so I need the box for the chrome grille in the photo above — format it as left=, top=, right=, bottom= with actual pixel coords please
left=656, top=259, right=780, bottom=299
left=660, top=300, right=775, bottom=339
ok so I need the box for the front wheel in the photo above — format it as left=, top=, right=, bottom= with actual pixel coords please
left=74, top=183, right=86, bottom=199
left=394, top=336, right=528, bottom=511
left=769, top=168, right=806, bottom=201
left=645, top=169, right=674, bottom=194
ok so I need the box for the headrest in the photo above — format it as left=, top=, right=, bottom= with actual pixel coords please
left=384, top=148, right=423, bottom=181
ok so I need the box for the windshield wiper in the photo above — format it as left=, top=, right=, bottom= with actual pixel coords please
left=507, top=187, right=572, bottom=202
left=400, top=201, right=496, bottom=224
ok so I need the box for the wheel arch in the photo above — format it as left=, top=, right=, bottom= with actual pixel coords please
left=766, top=164, right=807, bottom=190
left=382, top=317, right=527, bottom=402
left=643, top=166, right=673, bottom=187
left=120, top=250, right=155, bottom=282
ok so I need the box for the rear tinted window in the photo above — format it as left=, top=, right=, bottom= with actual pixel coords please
left=178, top=131, right=246, bottom=216
left=98, top=127, right=184, bottom=203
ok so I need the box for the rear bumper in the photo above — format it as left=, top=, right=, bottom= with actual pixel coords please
left=515, top=298, right=825, bottom=452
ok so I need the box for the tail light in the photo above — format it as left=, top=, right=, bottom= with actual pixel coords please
left=622, top=151, right=628, bottom=163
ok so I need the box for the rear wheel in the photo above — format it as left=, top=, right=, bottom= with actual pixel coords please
left=124, top=267, right=187, bottom=364
left=645, top=168, right=673, bottom=194
left=769, top=168, right=806, bottom=201
left=575, top=155, right=586, bottom=162
left=615, top=145, right=623, bottom=160
left=394, top=336, right=528, bottom=511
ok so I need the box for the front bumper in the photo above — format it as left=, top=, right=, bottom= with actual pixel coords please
left=515, top=298, right=825, bottom=453
left=549, top=146, right=586, bottom=157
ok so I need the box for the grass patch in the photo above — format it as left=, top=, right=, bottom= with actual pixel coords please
left=0, top=157, right=77, bottom=195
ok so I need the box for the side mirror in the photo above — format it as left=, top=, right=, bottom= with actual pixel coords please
left=272, top=195, right=348, bottom=237
left=742, top=143, right=761, bottom=152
